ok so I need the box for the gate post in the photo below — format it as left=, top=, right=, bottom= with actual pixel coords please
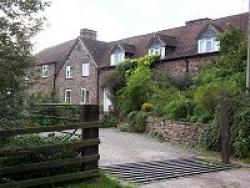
left=219, top=97, right=230, bottom=165
left=79, top=105, right=99, bottom=171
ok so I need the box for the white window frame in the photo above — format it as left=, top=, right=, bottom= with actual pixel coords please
left=148, top=46, right=165, bottom=58
left=66, top=66, right=73, bottom=79
left=64, top=89, right=71, bottom=104
left=42, top=65, right=48, bottom=78
left=82, top=63, right=90, bottom=77
left=80, top=88, right=90, bottom=104
left=110, top=52, right=125, bottom=66
left=198, top=37, right=220, bottom=53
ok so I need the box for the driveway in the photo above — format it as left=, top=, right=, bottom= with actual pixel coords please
left=99, top=128, right=196, bottom=166
left=99, top=128, right=250, bottom=188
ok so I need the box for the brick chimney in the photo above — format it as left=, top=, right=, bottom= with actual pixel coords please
left=80, top=28, right=97, bottom=40
left=185, top=18, right=212, bottom=26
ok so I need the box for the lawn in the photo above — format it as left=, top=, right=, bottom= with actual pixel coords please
left=58, top=172, right=134, bottom=188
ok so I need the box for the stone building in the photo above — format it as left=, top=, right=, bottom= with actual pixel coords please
left=34, top=12, right=248, bottom=112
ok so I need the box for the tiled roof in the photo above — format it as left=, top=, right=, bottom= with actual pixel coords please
left=36, top=39, right=77, bottom=73
left=36, top=12, right=249, bottom=68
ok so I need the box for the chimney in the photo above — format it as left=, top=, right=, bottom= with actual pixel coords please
left=80, top=28, right=97, bottom=40
left=185, top=18, right=212, bottom=26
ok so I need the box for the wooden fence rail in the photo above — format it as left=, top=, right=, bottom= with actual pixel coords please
left=0, top=104, right=100, bottom=188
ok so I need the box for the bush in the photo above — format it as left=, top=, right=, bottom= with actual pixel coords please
left=233, top=130, right=250, bottom=158
left=1, top=134, right=79, bottom=182
left=141, top=102, right=153, bottom=112
left=100, top=115, right=119, bottom=128
left=164, top=95, right=194, bottom=121
left=199, top=119, right=220, bottom=151
left=116, top=56, right=159, bottom=115
left=127, top=111, right=148, bottom=133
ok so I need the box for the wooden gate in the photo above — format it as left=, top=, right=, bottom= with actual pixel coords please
left=0, top=104, right=100, bottom=188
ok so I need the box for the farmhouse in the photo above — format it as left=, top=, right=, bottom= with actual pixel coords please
left=33, top=12, right=248, bottom=112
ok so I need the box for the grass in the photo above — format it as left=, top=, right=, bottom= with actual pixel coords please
left=57, top=172, right=134, bottom=188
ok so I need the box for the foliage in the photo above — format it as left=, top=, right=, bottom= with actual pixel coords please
left=164, top=95, right=194, bottom=121
left=193, top=79, right=241, bottom=123
left=68, top=172, right=134, bottom=188
left=118, top=121, right=130, bottom=132
left=1, top=134, right=79, bottom=182
left=0, top=0, right=49, bottom=126
left=233, top=130, right=250, bottom=158
left=141, top=102, right=153, bottom=112
left=100, top=114, right=119, bottom=128
left=126, top=111, right=148, bottom=133
left=117, top=56, right=159, bottom=114
left=199, top=119, right=220, bottom=151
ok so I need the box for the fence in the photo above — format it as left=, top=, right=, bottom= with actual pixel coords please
left=0, top=104, right=100, bottom=188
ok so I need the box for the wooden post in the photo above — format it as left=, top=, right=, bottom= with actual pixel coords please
left=79, top=105, right=99, bottom=171
left=220, top=97, right=230, bottom=165
left=247, top=0, right=250, bottom=95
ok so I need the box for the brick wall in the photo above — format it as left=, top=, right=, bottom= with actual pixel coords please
left=30, top=63, right=55, bottom=95
left=146, top=116, right=201, bottom=146
left=156, top=55, right=218, bottom=77
left=56, top=40, right=98, bottom=104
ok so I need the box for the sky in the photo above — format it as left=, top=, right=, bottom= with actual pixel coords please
left=33, top=0, right=249, bottom=53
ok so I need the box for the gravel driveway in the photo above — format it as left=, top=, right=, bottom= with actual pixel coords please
left=99, top=128, right=196, bottom=166
left=99, top=128, right=250, bottom=188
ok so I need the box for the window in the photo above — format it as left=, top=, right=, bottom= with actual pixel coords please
left=42, top=65, right=48, bottom=78
left=82, top=63, right=90, bottom=76
left=66, top=66, right=73, bottom=78
left=148, top=46, right=165, bottom=58
left=64, top=89, right=71, bottom=103
left=110, top=52, right=125, bottom=66
left=80, top=89, right=90, bottom=104
left=198, top=37, right=220, bottom=53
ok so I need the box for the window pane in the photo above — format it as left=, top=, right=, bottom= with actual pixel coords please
left=42, top=65, right=48, bottom=77
left=80, top=89, right=85, bottom=103
left=82, top=64, right=90, bottom=76
left=85, top=91, right=90, bottom=103
left=65, top=90, right=71, bottom=103
left=214, top=40, right=220, bottom=51
left=199, top=40, right=205, bottom=53
left=206, top=40, right=212, bottom=52
left=110, top=52, right=124, bottom=65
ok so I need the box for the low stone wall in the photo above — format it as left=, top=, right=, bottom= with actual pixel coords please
left=145, top=116, right=201, bottom=146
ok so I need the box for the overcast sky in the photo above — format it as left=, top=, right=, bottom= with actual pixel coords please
left=33, top=0, right=248, bottom=53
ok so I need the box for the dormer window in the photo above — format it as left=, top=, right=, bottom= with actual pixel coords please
left=198, top=37, right=220, bottom=53
left=147, top=34, right=175, bottom=59
left=42, top=65, right=48, bottom=78
left=197, top=24, right=220, bottom=54
left=110, top=52, right=125, bottom=66
left=148, top=46, right=165, bottom=58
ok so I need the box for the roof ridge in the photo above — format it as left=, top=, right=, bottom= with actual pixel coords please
left=107, top=12, right=248, bottom=44
left=35, top=38, right=77, bottom=55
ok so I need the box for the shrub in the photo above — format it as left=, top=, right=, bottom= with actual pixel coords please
left=192, top=79, right=242, bottom=124
left=100, top=115, right=119, bottom=128
left=233, top=130, right=250, bottom=158
left=1, top=134, right=79, bottom=182
left=116, top=56, right=159, bottom=115
left=141, top=102, right=153, bottom=112
left=199, top=119, right=220, bottom=151
left=127, top=111, right=148, bottom=133
left=118, top=121, right=130, bottom=132
left=164, top=95, right=194, bottom=121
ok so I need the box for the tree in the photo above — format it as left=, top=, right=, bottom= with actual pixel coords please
left=0, top=0, right=49, bottom=126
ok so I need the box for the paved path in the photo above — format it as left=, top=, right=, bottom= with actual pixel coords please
left=99, top=128, right=250, bottom=188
